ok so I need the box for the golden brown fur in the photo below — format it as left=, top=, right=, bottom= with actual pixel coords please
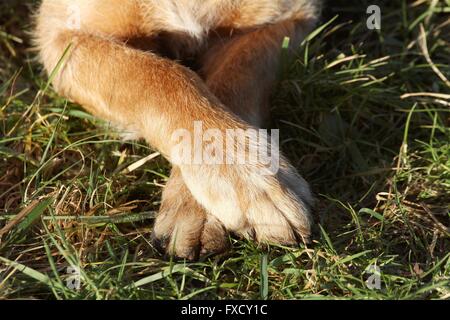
left=34, top=0, right=321, bottom=259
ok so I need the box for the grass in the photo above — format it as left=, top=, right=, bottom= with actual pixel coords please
left=0, top=0, right=449, bottom=300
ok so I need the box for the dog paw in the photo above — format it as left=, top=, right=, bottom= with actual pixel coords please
left=152, top=167, right=229, bottom=260
left=200, top=214, right=230, bottom=257
left=181, top=157, right=314, bottom=246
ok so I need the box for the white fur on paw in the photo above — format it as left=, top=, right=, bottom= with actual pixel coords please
left=181, top=158, right=313, bottom=245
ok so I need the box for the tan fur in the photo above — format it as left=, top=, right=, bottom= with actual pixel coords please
left=34, top=0, right=321, bottom=259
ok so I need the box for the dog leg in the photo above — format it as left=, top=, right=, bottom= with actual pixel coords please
left=36, top=11, right=314, bottom=256
left=156, top=18, right=318, bottom=257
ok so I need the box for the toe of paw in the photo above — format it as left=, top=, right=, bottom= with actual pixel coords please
left=151, top=232, right=170, bottom=254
